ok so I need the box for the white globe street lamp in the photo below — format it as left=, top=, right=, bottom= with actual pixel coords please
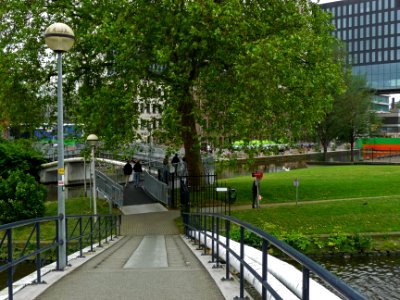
left=86, top=134, right=99, bottom=221
left=44, top=22, right=75, bottom=271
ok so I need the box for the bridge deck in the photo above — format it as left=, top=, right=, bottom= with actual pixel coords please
left=14, top=183, right=242, bottom=300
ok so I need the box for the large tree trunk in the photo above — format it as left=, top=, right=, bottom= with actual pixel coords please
left=323, top=143, right=329, bottom=162
left=179, top=90, right=203, bottom=177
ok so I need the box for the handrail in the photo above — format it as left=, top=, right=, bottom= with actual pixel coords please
left=95, top=170, right=124, bottom=207
left=142, top=171, right=169, bottom=206
left=183, top=212, right=367, bottom=300
left=0, top=214, right=120, bottom=300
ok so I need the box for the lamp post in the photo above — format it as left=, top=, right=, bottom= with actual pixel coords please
left=87, top=134, right=99, bottom=220
left=44, top=23, right=75, bottom=271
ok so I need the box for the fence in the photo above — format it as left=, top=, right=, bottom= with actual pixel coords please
left=361, top=148, right=400, bottom=162
left=177, top=174, right=235, bottom=216
left=183, top=212, right=366, bottom=300
left=0, top=214, right=120, bottom=300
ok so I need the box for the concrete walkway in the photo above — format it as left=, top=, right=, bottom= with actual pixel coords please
left=12, top=183, right=247, bottom=300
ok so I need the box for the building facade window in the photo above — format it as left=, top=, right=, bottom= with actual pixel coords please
left=322, top=0, right=400, bottom=91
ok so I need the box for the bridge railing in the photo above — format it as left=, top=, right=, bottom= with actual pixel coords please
left=183, top=212, right=366, bottom=300
left=142, top=171, right=169, bottom=206
left=0, top=214, right=120, bottom=300
left=96, top=170, right=124, bottom=208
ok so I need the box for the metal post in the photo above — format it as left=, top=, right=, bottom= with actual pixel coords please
left=83, top=158, right=87, bottom=197
left=57, top=51, right=67, bottom=270
left=92, top=145, right=97, bottom=221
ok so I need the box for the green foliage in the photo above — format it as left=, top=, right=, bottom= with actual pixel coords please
left=229, top=227, right=372, bottom=254
left=326, top=232, right=372, bottom=253
left=0, top=139, right=46, bottom=180
left=0, top=170, right=46, bottom=224
left=279, top=232, right=312, bottom=252
left=327, top=232, right=355, bottom=252
left=0, top=139, right=47, bottom=224
left=352, top=234, right=372, bottom=252
left=230, top=228, right=262, bottom=249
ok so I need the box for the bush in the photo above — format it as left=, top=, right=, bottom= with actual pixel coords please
left=0, top=138, right=46, bottom=180
left=0, top=170, right=46, bottom=224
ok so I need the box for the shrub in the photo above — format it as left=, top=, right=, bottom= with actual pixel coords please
left=230, top=228, right=262, bottom=249
left=0, top=138, right=46, bottom=180
left=0, top=170, right=46, bottom=224
left=280, top=232, right=311, bottom=252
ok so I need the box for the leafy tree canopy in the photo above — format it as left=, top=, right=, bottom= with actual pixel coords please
left=0, top=0, right=346, bottom=175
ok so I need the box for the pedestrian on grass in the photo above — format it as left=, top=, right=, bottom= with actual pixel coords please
left=252, top=177, right=262, bottom=209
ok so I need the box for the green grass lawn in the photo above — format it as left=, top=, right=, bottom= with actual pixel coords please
left=44, top=197, right=115, bottom=216
left=224, top=165, right=400, bottom=204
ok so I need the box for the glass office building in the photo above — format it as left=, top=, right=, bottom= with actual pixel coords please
left=321, top=0, right=400, bottom=93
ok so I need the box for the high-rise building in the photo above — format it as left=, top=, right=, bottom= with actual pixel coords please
left=320, top=0, right=400, bottom=93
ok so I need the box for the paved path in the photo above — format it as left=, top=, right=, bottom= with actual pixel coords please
left=15, top=183, right=244, bottom=300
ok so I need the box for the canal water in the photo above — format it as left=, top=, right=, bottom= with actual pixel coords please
left=315, top=255, right=400, bottom=300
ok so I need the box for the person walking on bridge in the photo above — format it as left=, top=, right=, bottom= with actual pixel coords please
left=171, top=153, right=180, bottom=174
left=123, top=160, right=133, bottom=187
left=133, top=159, right=143, bottom=187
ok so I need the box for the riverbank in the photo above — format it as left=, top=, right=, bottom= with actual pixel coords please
left=230, top=199, right=400, bottom=256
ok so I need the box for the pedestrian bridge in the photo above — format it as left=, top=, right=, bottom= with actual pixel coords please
left=1, top=168, right=367, bottom=300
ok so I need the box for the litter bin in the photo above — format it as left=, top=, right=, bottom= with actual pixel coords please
left=228, top=188, right=237, bottom=203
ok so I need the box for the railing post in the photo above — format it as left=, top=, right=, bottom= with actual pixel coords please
left=7, top=229, right=13, bottom=300
left=89, top=216, right=94, bottom=252
left=109, top=216, right=114, bottom=241
left=210, top=215, right=215, bottom=263
left=97, top=216, right=103, bottom=248
left=302, top=267, right=310, bottom=300
left=214, top=217, right=220, bottom=268
left=222, top=219, right=232, bottom=281
left=171, top=172, right=176, bottom=208
left=262, top=239, right=269, bottom=300
left=79, top=216, right=84, bottom=258
left=104, top=216, right=108, bottom=244
left=239, top=226, right=245, bottom=299
left=65, top=217, right=69, bottom=266
left=196, top=213, right=202, bottom=250
left=202, top=214, right=207, bottom=256
left=36, top=222, right=42, bottom=284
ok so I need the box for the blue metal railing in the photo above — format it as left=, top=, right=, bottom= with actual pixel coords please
left=183, top=212, right=367, bottom=300
left=0, top=214, right=120, bottom=300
